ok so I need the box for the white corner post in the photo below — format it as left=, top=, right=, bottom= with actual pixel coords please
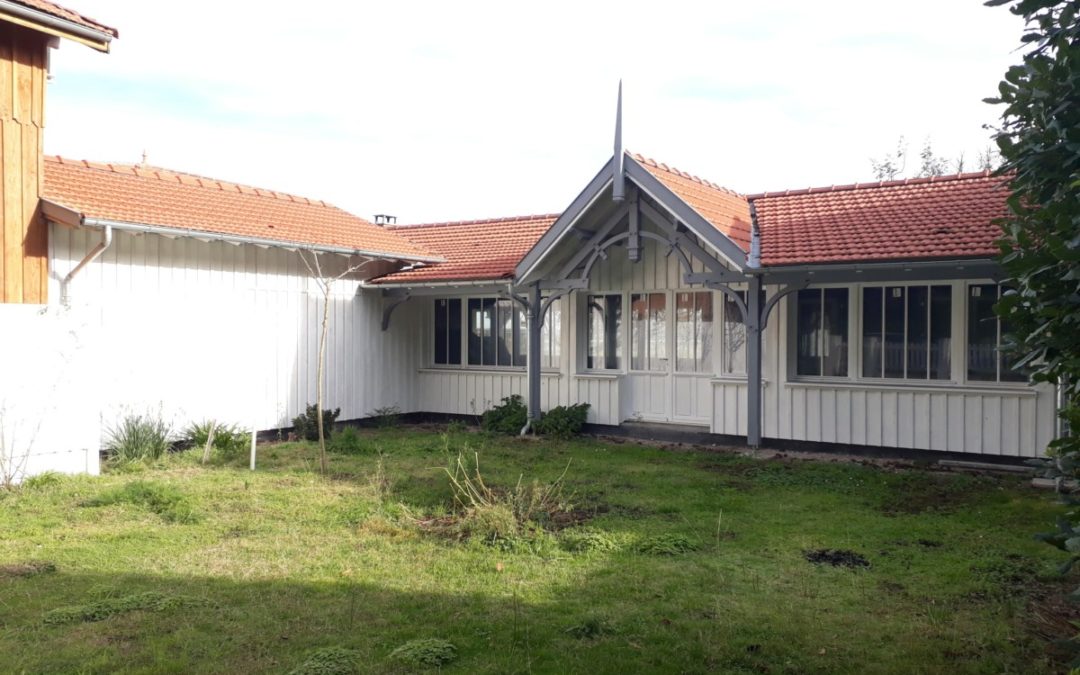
left=746, top=275, right=764, bottom=448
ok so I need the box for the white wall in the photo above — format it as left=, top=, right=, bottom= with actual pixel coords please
left=42, top=225, right=422, bottom=464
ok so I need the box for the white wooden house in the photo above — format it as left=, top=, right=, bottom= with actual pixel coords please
left=0, top=2, right=1060, bottom=482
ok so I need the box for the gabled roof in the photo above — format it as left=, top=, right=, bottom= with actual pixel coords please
left=1, top=0, right=117, bottom=51
left=632, top=154, right=752, bottom=251
left=371, top=214, right=559, bottom=285
left=42, top=156, right=441, bottom=262
left=749, top=171, right=1008, bottom=266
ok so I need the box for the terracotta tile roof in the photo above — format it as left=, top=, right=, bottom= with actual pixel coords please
left=749, top=171, right=1008, bottom=266
left=42, top=156, right=439, bottom=261
left=370, top=214, right=559, bottom=284
left=632, top=153, right=752, bottom=251
left=8, top=0, right=117, bottom=37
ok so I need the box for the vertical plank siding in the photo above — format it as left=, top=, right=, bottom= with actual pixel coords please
left=0, top=24, right=47, bottom=304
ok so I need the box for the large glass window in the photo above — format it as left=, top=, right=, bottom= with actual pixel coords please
left=861, top=285, right=951, bottom=380
left=433, top=298, right=462, bottom=365
left=587, top=294, right=622, bottom=370
left=540, top=300, right=562, bottom=368
left=796, top=288, right=849, bottom=377
left=466, top=297, right=524, bottom=367
left=631, top=293, right=668, bottom=371
left=968, top=284, right=1026, bottom=382
left=675, top=291, right=713, bottom=373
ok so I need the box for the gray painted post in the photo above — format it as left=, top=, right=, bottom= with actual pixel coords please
left=528, top=282, right=543, bottom=423
left=746, top=275, right=764, bottom=448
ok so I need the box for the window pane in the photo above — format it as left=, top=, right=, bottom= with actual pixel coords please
left=906, top=286, right=929, bottom=379
left=861, top=287, right=883, bottom=377
left=649, top=293, right=667, bottom=371
left=434, top=299, right=449, bottom=365
left=541, top=300, right=560, bottom=368
left=697, top=292, right=713, bottom=374
left=482, top=298, right=496, bottom=365
left=967, top=284, right=998, bottom=381
left=513, top=305, right=527, bottom=367
left=796, top=289, right=821, bottom=376
left=929, top=286, right=950, bottom=379
left=883, top=286, right=905, bottom=378
left=999, top=288, right=1028, bottom=382
left=447, top=298, right=461, bottom=365
left=631, top=293, right=648, bottom=370
left=587, top=294, right=622, bottom=370
left=676, top=292, right=695, bottom=372
left=722, top=291, right=746, bottom=374
left=823, top=288, right=849, bottom=377
left=467, top=298, right=483, bottom=365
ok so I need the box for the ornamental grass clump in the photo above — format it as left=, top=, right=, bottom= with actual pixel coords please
left=105, top=413, right=172, bottom=463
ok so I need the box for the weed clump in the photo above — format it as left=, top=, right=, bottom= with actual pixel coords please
left=43, top=591, right=204, bottom=625
left=565, top=616, right=615, bottom=639
left=367, top=405, right=401, bottom=429
left=288, top=647, right=361, bottom=675
left=82, top=480, right=199, bottom=523
left=105, top=413, right=172, bottom=462
left=20, top=471, right=64, bottom=490
left=389, top=638, right=456, bottom=667
left=328, top=427, right=366, bottom=455
left=184, top=420, right=249, bottom=460
left=560, top=527, right=619, bottom=554
left=636, top=533, right=700, bottom=556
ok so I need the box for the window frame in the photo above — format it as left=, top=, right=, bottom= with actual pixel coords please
left=964, top=282, right=1028, bottom=385
left=793, top=286, right=851, bottom=379
left=430, top=295, right=562, bottom=371
left=858, top=283, right=953, bottom=382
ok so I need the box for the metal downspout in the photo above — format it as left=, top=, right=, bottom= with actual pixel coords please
left=61, top=224, right=112, bottom=306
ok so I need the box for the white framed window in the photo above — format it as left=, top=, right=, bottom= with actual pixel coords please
left=861, top=285, right=952, bottom=380
left=540, top=300, right=562, bottom=368
left=967, top=284, right=1026, bottom=383
left=795, top=288, right=849, bottom=377
left=586, top=293, right=622, bottom=370
left=434, top=296, right=559, bottom=369
left=631, top=292, right=668, bottom=371
left=675, top=291, right=714, bottom=373
left=433, top=298, right=462, bottom=365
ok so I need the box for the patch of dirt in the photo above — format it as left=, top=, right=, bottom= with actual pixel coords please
left=804, top=548, right=871, bottom=569
left=1024, top=580, right=1080, bottom=666
left=879, top=580, right=906, bottom=594
left=0, top=561, right=56, bottom=578
left=877, top=474, right=981, bottom=516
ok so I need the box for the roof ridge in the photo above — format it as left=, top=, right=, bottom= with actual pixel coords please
left=393, top=213, right=561, bottom=230
left=747, top=170, right=1001, bottom=200
left=45, top=155, right=337, bottom=211
left=629, top=152, right=745, bottom=198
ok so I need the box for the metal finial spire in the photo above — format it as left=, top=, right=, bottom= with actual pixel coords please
left=612, top=80, right=625, bottom=202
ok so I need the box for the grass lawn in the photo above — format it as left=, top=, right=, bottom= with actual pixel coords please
left=0, top=426, right=1072, bottom=674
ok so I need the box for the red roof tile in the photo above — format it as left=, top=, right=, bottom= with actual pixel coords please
left=7, top=0, right=117, bottom=37
left=749, top=171, right=1008, bottom=266
left=371, top=215, right=559, bottom=284
left=42, top=156, right=439, bottom=261
left=632, top=154, right=752, bottom=251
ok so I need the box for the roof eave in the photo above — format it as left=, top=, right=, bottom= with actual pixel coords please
left=40, top=199, right=445, bottom=264
left=0, top=0, right=115, bottom=52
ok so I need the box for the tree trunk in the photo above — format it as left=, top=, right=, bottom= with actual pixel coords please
left=317, top=289, right=330, bottom=474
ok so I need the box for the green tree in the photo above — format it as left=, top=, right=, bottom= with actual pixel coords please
left=987, top=0, right=1080, bottom=572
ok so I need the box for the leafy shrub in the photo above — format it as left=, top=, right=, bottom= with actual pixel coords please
left=328, top=427, right=366, bottom=455
left=389, top=638, right=456, bottom=667
left=83, top=480, right=199, bottom=523
left=447, top=418, right=468, bottom=433
left=481, top=395, right=527, bottom=435
left=367, top=405, right=401, bottom=429
left=105, top=414, right=172, bottom=462
left=43, top=591, right=204, bottom=625
left=560, top=527, right=619, bottom=554
left=636, top=533, right=700, bottom=556
left=289, top=647, right=361, bottom=675
left=535, top=403, right=590, bottom=439
left=293, top=404, right=341, bottom=442
left=184, top=420, right=249, bottom=459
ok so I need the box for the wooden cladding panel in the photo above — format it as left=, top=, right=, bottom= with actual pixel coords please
left=0, top=23, right=48, bottom=304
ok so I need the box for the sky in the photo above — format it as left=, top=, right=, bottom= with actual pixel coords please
left=44, top=0, right=1027, bottom=224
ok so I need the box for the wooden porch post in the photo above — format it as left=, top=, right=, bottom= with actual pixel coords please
left=747, top=275, right=764, bottom=448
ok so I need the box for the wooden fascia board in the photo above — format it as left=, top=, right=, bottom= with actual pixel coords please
left=0, top=9, right=110, bottom=52
left=40, top=197, right=83, bottom=228
left=758, top=259, right=1002, bottom=285
left=623, top=156, right=749, bottom=272
left=514, top=156, right=614, bottom=284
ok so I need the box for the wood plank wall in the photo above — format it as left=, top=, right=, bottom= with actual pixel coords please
left=0, top=23, right=48, bottom=304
